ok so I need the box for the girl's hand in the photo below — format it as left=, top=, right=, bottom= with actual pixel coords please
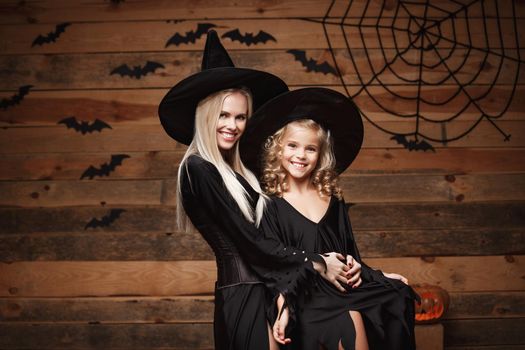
left=272, top=307, right=291, bottom=345
left=346, top=255, right=363, bottom=288
left=273, top=294, right=291, bottom=345
left=383, top=272, right=409, bottom=285
left=314, top=252, right=350, bottom=292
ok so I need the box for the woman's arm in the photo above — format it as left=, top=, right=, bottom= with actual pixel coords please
left=181, top=156, right=349, bottom=291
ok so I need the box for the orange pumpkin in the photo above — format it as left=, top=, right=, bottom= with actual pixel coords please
left=412, top=284, right=450, bottom=323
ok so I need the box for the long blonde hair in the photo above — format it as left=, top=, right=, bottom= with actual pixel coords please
left=176, top=88, right=267, bottom=232
left=261, top=119, right=343, bottom=199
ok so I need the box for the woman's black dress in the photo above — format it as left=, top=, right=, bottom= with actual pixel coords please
left=261, top=196, right=419, bottom=350
left=180, top=155, right=323, bottom=350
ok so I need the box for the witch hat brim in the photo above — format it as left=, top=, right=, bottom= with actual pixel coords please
left=158, top=30, right=288, bottom=145
left=240, top=87, right=364, bottom=176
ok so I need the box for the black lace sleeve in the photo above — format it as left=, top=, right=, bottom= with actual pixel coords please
left=259, top=197, right=320, bottom=330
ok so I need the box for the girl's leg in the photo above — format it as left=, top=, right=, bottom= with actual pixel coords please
left=345, top=311, right=369, bottom=350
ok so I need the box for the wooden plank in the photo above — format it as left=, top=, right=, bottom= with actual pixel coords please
left=367, top=255, right=525, bottom=293
left=0, top=322, right=443, bottom=349
left=0, top=296, right=214, bottom=323
left=1, top=18, right=523, bottom=54
left=0, top=89, right=163, bottom=127
left=349, top=148, right=525, bottom=174
left=0, top=261, right=218, bottom=297
left=2, top=228, right=522, bottom=262
left=415, top=324, right=444, bottom=350
left=0, top=49, right=523, bottom=90
left=2, top=85, right=525, bottom=128
left=446, top=292, right=525, bottom=319
left=0, top=0, right=336, bottom=23
left=446, top=346, right=525, bottom=350
left=0, top=202, right=523, bottom=235
left=0, top=323, right=214, bottom=349
left=1, top=173, right=523, bottom=207
left=1, top=120, right=523, bottom=154
left=0, top=0, right=522, bottom=24
left=340, top=173, right=525, bottom=203
left=0, top=231, right=215, bottom=262
left=0, top=179, right=178, bottom=207
left=443, top=318, right=525, bottom=347
left=347, top=201, right=525, bottom=231
left=0, top=206, right=178, bottom=234
left=0, top=149, right=523, bottom=181
left=0, top=256, right=523, bottom=297
left=0, top=151, right=184, bottom=181
left=354, top=228, right=525, bottom=258
left=2, top=292, right=522, bottom=323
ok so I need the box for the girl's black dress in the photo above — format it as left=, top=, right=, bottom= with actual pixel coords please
left=180, top=155, right=323, bottom=350
left=261, top=196, right=419, bottom=350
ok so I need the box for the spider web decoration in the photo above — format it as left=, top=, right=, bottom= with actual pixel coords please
left=306, top=0, right=524, bottom=150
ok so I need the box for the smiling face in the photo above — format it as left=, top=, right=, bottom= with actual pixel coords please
left=280, top=123, right=320, bottom=182
left=216, top=92, right=248, bottom=152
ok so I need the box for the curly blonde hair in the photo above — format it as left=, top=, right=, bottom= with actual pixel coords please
left=261, top=119, right=343, bottom=199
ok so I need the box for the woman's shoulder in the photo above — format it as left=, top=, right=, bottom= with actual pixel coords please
left=181, top=155, right=222, bottom=187
left=184, top=155, right=218, bottom=174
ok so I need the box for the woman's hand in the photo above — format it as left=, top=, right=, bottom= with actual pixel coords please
left=313, top=252, right=350, bottom=292
left=346, top=255, right=363, bottom=288
left=383, top=272, right=409, bottom=284
left=273, top=294, right=291, bottom=345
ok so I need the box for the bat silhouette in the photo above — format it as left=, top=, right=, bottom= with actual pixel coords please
left=110, top=61, right=164, bottom=79
left=391, top=135, right=435, bottom=152
left=221, top=29, right=276, bottom=46
left=85, top=209, right=126, bottom=230
left=31, top=23, right=71, bottom=47
left=58, top=117, right=112, bottom=134
left=81, top=154, right=130, bottom=180
left=0, top=85, right=33, bottom=110
left=287, top=49, right=338, bottom=76
left=165, top=23, right=217, bottom=47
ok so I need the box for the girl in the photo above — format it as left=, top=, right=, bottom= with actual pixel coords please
left=158, top=32, right=356, bottom=349
left=240, top=88, right=419, bottom=350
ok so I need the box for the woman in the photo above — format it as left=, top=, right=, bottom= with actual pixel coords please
left=240, top=88, right=419, bottom=350
left=158, top=32, right=356, bottom=350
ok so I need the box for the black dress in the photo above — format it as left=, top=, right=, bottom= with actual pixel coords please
left=261, top=196, right=419, bottom=350
left=180, top=155, right=323, bottom=350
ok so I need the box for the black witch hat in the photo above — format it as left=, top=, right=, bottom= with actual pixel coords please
left=158, top=30, right=288, bottom=145
left=240, top=88, right=364, bottom=176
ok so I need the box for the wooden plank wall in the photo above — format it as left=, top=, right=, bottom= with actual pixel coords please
left=0, top=0, right=524, bottom=349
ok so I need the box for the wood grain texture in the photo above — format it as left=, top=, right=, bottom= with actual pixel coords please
left=1, top=120, right=523, bottom=154
left=1, top=18, right=523, bottom=54
left=2, top=292, right=523, bottom=322
left=0, top=0, right=522, bottom=24
left=2, top=228, right=523, bottom=262
left=2, top=86, right=524, bottom=127
left=445, top=292, right=525, bottom=319
left=1, top=173, right=523, bottom=207
left=443, top=318, right=525, bottom=346
left=0, top=261, right=218, bottom=297
left=0, top=256, right=523, bottom=297
left=1, top=202, right=523, bottom=234
left=1, top=149, right=523, bottom=181
left=0, top=321, right=442, bottom=349
left=0, top=323, right=214, bottom=349
left=0, top=296, right=215, bottom=323
left=1, top=49, right=523, bottom=90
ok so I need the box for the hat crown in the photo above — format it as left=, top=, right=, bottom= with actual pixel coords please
left=201, top=30, right=235, bottom=70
